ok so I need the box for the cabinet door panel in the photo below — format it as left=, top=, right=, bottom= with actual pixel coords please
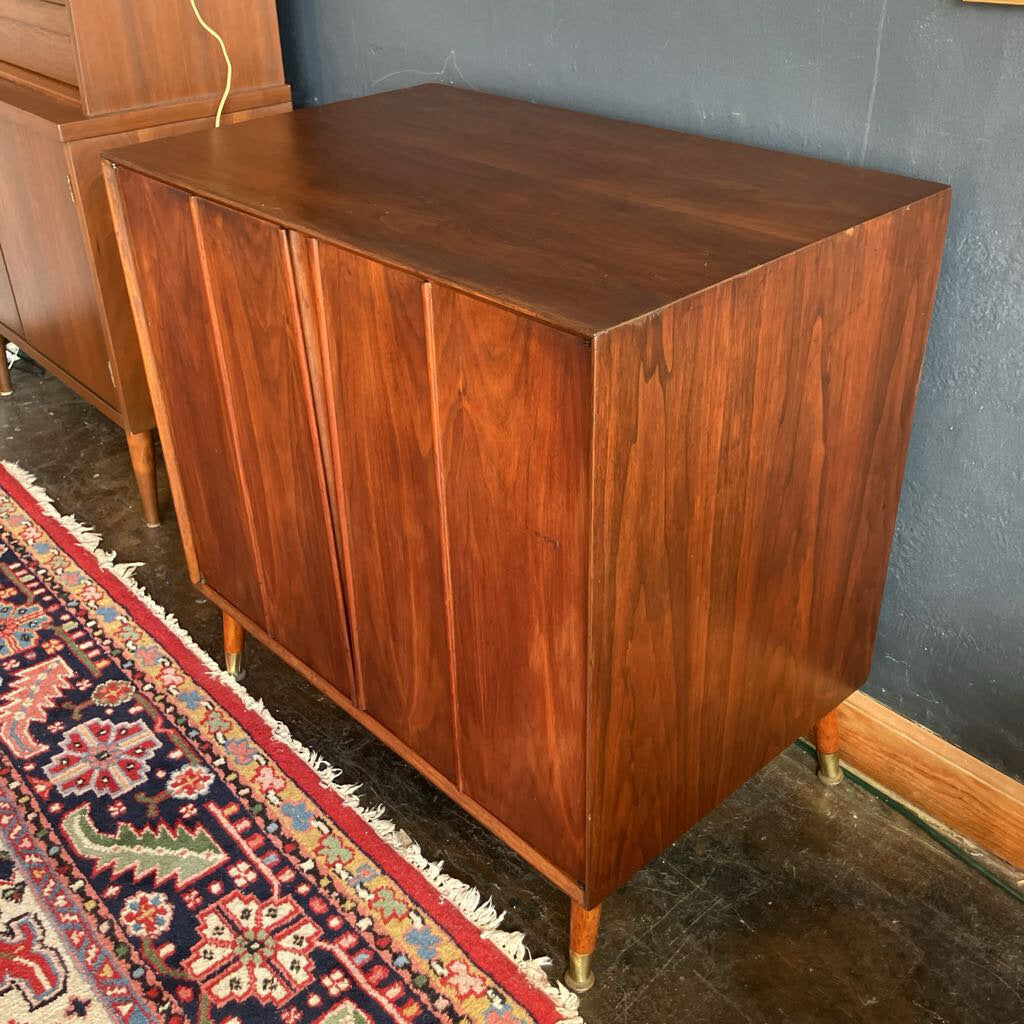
left=0, top=115, right=115, bottom=407
left=112, top=171, right=263, bottom=622
left=430, top=286, right=589, bottom=878
left=192, top=202, right=354, bottom=698
left=313, top=243, right=455, bottom=779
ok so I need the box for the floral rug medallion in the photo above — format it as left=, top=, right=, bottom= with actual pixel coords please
left=0, top=463, right=579, bottom=1024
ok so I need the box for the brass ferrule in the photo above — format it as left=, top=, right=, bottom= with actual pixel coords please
left=817, top=750, right=844, bottom=786
left=564, top=951, right=595, bottom=993
left=225, top=652, right=246, bottom=680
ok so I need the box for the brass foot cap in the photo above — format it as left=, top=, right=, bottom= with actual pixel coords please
left=563, top=952, right=595, bottom=993
left=816, top=751, right=844, bottom=786
left=226, top=653, right=246, bottom=681
left=563, top=969, right=594, bottom=994
left=0, top=390, right=12, bottom=397
left=144, top=521, right=160, bottom=529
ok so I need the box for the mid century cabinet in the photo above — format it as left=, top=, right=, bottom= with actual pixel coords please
left=104, top=85, right=951, bottom=988
left=0, top=0, right=290, bottom=523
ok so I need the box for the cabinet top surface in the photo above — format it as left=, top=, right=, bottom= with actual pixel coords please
left=105, top=84, right=948, bottom=336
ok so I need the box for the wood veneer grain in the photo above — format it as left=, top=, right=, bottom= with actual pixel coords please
left=0, top=0, right=75, bottom=88
left=0, top=117, right=113, bottom=405
left=313, top=244, right=455, bottom=777
left=65, top=103, right=290, bottom=432
left=196, top=584, right=586, bottom=904
left=191, top=200, right=355, bottom=700
left=67, top=0, right=284, bottom=117
left=0, top=245, right=22, bottom=337
left=431, top=287, right=591, bottom=879
left=105, top=86, right=954, bottom=919
left=109, top=170, right=263, bottom=620
left=0, top=0, right=289, bottom=519
left=105, top=85, right=948, bottom=338
left=585, top=193, right=951, bottom=903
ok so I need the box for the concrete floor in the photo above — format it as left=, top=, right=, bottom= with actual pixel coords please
left=2, top=362, right=1022, bottom=1024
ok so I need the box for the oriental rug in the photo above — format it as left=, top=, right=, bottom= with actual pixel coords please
left=0, top=461, right=581, bottom=1024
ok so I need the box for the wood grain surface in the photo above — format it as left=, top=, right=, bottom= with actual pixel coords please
left=107, top=86, right=953, bottom=908
left=0, top=115, right=114, bottom=406
left=67, top=0, right=284, bottom=117
left=585, top=192, right=951, bottom=903
left=124, top=429, right=158, bottom=526
left=195, top=584, right=585, bottom=903
left=431, top=286, right=590, bottom=878
left=569, top=903, right=602, bottom=956
left=191, top=200, right=354, bottom=698
left=0, top=244, right=22, bottom=337
left=0, top=0, right=289, bottom=521
left=64, top=103, right=290, bottom=432
left=814, top=708, right=842, bottom=757
left=105, top=85, right=948, bottom=336
left=837, top=691, right=1024, bottom=870
left=312, top=243, right=456, bottom=778
left=222, top=610, right=244, bottom=660
left=109, top=170, right=264, bottom=621
left=0, top=0, right=75, bottom=88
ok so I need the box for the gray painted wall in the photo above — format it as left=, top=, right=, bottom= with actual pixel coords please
left=275, top=0, right=1024, bottom=782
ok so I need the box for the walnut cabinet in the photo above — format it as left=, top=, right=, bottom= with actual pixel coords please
left=0, top=0, right=290, bottom=523
left=104, top=85, right=950, bottom=980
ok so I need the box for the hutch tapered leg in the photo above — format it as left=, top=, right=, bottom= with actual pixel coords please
left=223, top=612, right=246, bottom=680
left=0, top=348, right=11, bottom=396
left=814, top=709, right=844, bottom=786
left=125, top=429, right=159, bottom=527
left=564, top=902, right=602, bottom=994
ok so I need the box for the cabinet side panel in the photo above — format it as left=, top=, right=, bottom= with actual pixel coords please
left=587, top=193, right=951, bottom=902
left=313, top=244, right=456, bottom=779
left=111, top=170, right=264, bottom=622
left=431, top=287, right=589, bottom=878
left=192, top=200, right=354, bottom=698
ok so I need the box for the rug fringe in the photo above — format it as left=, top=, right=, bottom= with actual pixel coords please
left=1, top=460, right=585, bottom=1024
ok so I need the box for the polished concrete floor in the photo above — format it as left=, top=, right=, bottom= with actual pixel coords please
left=2, top=362, right=1022, bottom=1024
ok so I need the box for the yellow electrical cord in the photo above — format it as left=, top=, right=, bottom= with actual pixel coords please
left=188, top=0, right=232, bottom=128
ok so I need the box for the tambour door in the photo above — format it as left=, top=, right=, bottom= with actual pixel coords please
left=309, top=242, right=456, bottom=781
left=113, top=171, right=354, bottom=698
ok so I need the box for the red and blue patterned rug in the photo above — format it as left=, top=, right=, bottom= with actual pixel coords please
left=0, top=462, right=581, bottom=1024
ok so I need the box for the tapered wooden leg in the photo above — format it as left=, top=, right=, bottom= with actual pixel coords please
left=125, top=429, right=159, bottom=527
left=223, top=611, right=246, bottom=680
left=564, top=901, right=601, bottom=994
left=814, top=708, right=844, bottom=786
left=0, top=344, right=12, bottom=396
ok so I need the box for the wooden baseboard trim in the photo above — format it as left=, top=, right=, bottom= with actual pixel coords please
left=834, top=691, right=1024, bottom=870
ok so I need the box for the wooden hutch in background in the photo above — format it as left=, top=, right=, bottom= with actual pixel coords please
left=0, top=0, right=290, bottom=523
